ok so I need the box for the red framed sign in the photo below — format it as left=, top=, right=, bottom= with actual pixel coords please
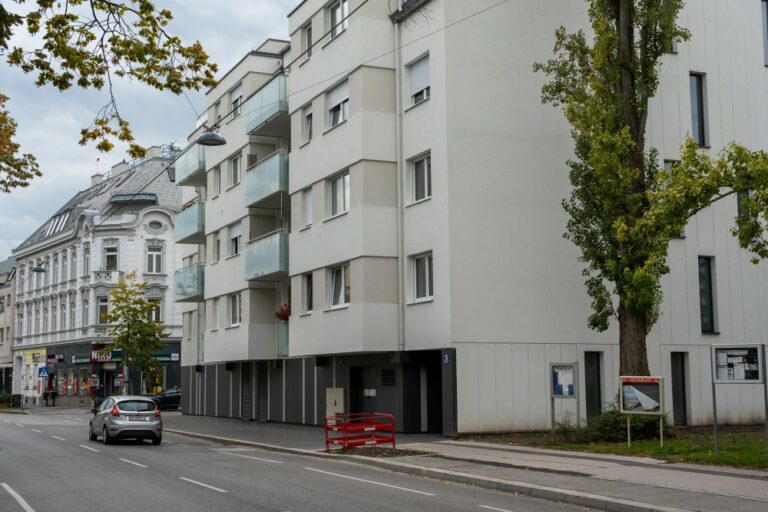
left=620, top=376, right=664, bottom=416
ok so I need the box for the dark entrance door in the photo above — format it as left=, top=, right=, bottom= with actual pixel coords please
left=584, top=352, right=603, bottom=422
left=670, top=352, right=688, bottom=426
left=241, top=362, right=252, bottom=421
left=255, top=361, right=268, bottom=421
left=350, top=366, right=376, bottom=414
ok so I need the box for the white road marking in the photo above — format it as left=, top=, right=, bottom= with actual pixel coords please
left=303, top=467, right=436, bottom=496
left=2, top=419, right=9, bottom=423
left=51, top=436, right=66, bottom=441
left=14, top=423, right=24, bottom=428
left=179, top=477, right=227, bottom=493
left=119, top=458, right=148, bottom=468
left=1, top=482, right=37, bottom=512
left=79, top=445, right=100, bottom=453
left=30, top=429, right=42, bottom=434
left=220, top=451, right=283, bottom=464
left=164, top=440, right=174, bottom=444
left=479, top=506, right=515, bottom=512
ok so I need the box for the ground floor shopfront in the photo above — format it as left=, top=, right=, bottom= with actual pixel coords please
left=16, top=341, right=182, bottom=407
left=1, top=365, right=11, bottom=394
left=181, top=349, right=458, bottom=435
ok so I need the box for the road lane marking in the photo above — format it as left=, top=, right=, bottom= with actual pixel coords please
left=51, top=436, right=66, bottom=441
left=303, top=467, right=436, bottom=496
left=220, top=451, right=283, bottom=464
left=479, top=506, right=515, bottom=512
left=179, top=477, right=227, bottom=493
left=30, top=429, right=42, bottom=434
left=119, top=458, right=148, bottom=468
left=2, top=419, right=9, bottom=423
left=164, top=440, right=174, bottom=444
left=80, top=445, right=100, bottom=453
left=1, top=483, right=37, bottom=512
left=14, top=423, right=24, bottom=428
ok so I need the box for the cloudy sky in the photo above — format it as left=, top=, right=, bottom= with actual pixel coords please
left=0, top=0, right=295, bottom=259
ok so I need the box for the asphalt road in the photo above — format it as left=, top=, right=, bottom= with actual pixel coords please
left=0, top=410, right=588, bottom=512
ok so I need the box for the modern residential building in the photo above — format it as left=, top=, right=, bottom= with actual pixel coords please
left=0, top=257, right=16, bottom=394
left=178, top=0, right=768, bottom=434
left=12, top=146, right=184, bottom=406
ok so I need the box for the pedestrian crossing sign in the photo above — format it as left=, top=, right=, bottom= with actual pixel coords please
left=37, top=367, right=49, bottom=378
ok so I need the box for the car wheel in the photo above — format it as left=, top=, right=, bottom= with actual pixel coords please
left=89, top=423, right=97, bottom=441
left=152, top=435, right=162, bottom=446
left=102, top=426, right=112, bottom=445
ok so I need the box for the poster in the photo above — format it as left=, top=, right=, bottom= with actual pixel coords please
left=620, top=376, right=663, bottom=416
left=712, top=346, right=762, bottom=384
left=551, top=363, right=576, bottom=398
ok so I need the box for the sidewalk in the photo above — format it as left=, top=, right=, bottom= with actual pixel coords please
left=160, top=412, right=768, bottom=512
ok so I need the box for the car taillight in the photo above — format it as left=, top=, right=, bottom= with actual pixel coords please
left=110, top=405, right=120, bottom=417
left=154, top=407, right=161, bottom=417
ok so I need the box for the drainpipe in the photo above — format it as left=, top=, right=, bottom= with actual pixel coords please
left=394, top=2, right=406, bottom=352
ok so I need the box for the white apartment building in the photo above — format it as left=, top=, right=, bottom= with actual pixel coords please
left=178, top=0, right=768, bottom=434
left=12, top=146, right=184, bottom=406
left=0, top=258, right=16, bottom=394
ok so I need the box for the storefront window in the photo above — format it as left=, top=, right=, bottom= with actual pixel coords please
left=79, top=369, right=89, bottom=395
left=67, top=369, right=74, bottom=395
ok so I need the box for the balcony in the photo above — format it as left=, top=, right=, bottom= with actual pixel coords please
left=175, top=143, right=206, bottom=187
left=91, top=270, right=124, bottom=285
left=278, top=322, right=289, bottom=358
left=245, top=75, right=289, bottom=137
left=244, top=231, right=288, bottom=281
left=174, top=264, right=205, bottom=302
left=245, top=150, right=289, bottom=208
left=175, top=201, right=205, bottom=244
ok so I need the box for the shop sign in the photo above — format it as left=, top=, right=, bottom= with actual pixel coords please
left=72, top=355, right=91, bottom=364
left=32, top=352, right=41, bottom=362
left=154, top=353, right=180, bottom=362
left=620, top=376, right=664, bottom=416
left=90, top=345, right=123, bottom=362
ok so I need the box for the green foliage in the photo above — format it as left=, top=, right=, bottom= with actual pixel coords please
left=0, top=0, right=218, bottom=190
left=555, top=405, right=672, bottom=444
left=107, top=271, right=167, bottom=394
left=0, top=93, right=40, bottom=192
left=0, top=391, right=11, bottom=405
left=534, top=1, right=768, bottom=374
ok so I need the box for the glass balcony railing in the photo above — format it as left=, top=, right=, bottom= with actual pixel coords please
left=245, top=75, right=289, bottom=135
left=174, top=201, right=205, bottom=244
left=245, top=231, right=288, bottom=281
left=175, top=143, right=206, bottom=187
left=174, top=264, right=204, bottom=302
left=245, top=150, right=289, bottom=208
left=278, top=322, right=289, bottom=358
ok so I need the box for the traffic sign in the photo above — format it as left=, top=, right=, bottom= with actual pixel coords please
left=37, top=367, right=49, bottom=378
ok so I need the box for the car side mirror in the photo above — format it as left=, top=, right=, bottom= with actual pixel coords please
left=90, top=407, right=98, bottom=414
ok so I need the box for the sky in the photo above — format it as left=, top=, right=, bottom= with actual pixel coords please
left=0, top=0, right=295, bottom=260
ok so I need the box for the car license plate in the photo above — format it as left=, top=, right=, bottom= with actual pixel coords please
left=128, top=416, right=147, bottom=421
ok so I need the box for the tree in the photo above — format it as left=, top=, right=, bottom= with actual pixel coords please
left=534, top=0, right=768, bottom=375
left=107, top=271, right=167, bottom=395
left=0, top=0, right=217, bottom=191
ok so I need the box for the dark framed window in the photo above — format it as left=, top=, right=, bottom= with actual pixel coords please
left=698, top=256, right=715, bottom=333
left=762, top=1, right=768, bottom=66
left=689, top=73, right=707, bottom=147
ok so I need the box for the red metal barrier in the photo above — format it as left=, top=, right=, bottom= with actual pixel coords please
left=325, top=413, right=396, bottom=452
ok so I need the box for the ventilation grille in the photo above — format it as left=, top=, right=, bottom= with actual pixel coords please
left=381, top=369, right=396, bottom=386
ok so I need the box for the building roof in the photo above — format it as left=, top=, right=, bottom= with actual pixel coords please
left=14, top=148, right=182, bottom=253
left=0, top=257, right=15, bottom=275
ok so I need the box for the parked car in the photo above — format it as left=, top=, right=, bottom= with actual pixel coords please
left=151, top=387, right=181, bottom=410
left=89, top=395, right=162, bottom=445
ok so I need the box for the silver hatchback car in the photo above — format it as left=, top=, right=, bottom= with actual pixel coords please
left=89, top=395, right=163, bottom=445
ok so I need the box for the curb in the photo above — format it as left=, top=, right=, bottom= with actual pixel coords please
left=0, top=409, right=29, bottom=415
left=164, top=428, right=692, bottom=512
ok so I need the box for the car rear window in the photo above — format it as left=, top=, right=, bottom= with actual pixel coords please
left=117, top=400, right=156, bottom=412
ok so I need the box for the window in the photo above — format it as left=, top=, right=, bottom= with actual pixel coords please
left=19, top=269, right=24, bottom=293
left=213, top=231, right=221, bottom=262
left=689, top=73, right=707, bottom=147
left=303, top=273, right=313, bottom=313
left=302, top=188, right=313, bottom=226
left=82, top=298, right=89, bottom=326
left=229, top=154, right=241, bottom=186
left=71, top=250, right=77, bottom=279
left=42, top=302, right=48, bottom=332
left=329, top=263, right=350, bottom=307
left=329, top=0, right=348, bottom=38
left=83, top=245, right=90, bottom=274
left=302, top=105, right=313, bottom=142
left=148, top=299, right=162, bottom=322
left=17, top=310, right=23, bottom=336
left=413, top=253, right=434, bottom=301
left=329, top=172, right=350, bottom=217
left=230, top=83, right=243, bottom=118
left=52, top=257, right=59, bottom=284
left=302, top=22, right=313, bottom=59
left=229, top=222, right=242, bottom=257
left=327, top=81, right=349, bottom=128
left=213, top=166, right=221, bottom=196
left=59, top=299, right=65, bottom=330
left=213, top=101, right=221, bottom=122
left=698, top=256, right=716, bottom=333
left=146, top=246, right=163, bottom=274
left=409, top=55, right=430, bottom=105
left=228, top=293, right=242, bottom=326
left=212, top=297, right=220, bottom=329
left=26, top=304, right=31, bottom=333
left=69, top=298, right=75, bottom=328
left=104, top=246, right=118, bottom=271
left=0, top=328, right=3, bottom=345
left=52, top=303, right=58, bottom=331
left=98, top=296, right=109, bottom=324
left=737, top=190, right=751, bottom=220
left=763, top=0, right=768, bottom=66
left=34, top=302, right=39, bottom=333
left=412, top=155, right=432, bottom=202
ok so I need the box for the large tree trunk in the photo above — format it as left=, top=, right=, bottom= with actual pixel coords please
left=618, top=301, right=651, bottom=375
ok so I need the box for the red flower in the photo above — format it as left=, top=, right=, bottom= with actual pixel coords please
left=275, top=303, right=291, bottom=322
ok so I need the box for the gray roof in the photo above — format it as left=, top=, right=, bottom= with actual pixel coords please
left=15, top=152, right=182, bottom=252
left=0, top=256, right=15, bottom=275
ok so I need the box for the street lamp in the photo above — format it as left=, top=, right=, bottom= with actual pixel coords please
left=196, top=129, right=226, bottom=147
